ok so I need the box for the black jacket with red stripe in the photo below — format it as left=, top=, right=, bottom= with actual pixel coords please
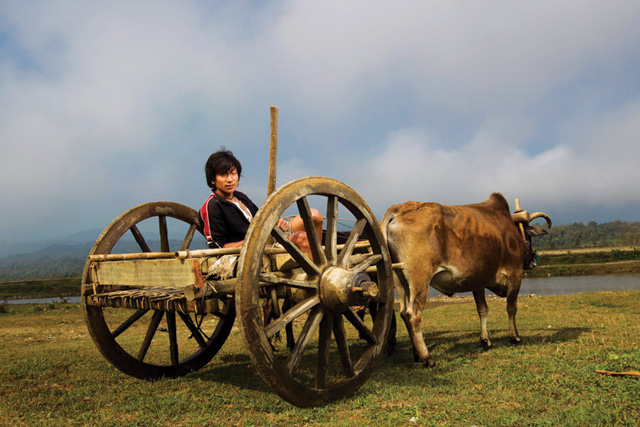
left=199, top=191, right=259, bottom=248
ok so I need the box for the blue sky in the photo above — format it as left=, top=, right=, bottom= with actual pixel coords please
left=1, top=1, right=640, bottom=242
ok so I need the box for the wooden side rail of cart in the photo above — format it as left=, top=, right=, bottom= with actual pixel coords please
left=84, top=242, right=374, bottom=313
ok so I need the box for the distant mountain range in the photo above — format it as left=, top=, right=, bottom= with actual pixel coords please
left=1, top=221, right=639, bottom=282
left=0, top=228, right=103, bottom=259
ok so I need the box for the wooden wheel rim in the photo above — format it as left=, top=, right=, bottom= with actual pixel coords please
left=236, top=177, right=393, bottom=407
left=82, top=201, right=235, bottom=379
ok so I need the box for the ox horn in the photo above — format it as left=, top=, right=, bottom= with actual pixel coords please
left=511, top=210, right=530, bottom=223
left=529, top=212, right=552, bottom=228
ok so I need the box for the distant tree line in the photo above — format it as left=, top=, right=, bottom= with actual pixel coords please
left=535, top=221, right=640, bottom=249
left=0, top=244, right=88, bottom=282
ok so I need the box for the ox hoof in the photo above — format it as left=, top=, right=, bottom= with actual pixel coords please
left=509, top=337, right=522, bottom=345
left=412, top=349, right=435, bottom=368
left=479, top=339, right=492, bottom=351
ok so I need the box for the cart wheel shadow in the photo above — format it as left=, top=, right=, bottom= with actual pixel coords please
left=192, top=353, right=273, bottom=393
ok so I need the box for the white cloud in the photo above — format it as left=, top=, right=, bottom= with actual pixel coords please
left=348, top=99, right=640, bottom=223
left=1, top=0, right=640, bottom=242
left=258, top=1, right=640, bottom=116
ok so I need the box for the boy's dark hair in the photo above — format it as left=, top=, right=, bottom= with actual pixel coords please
left=205, top=148, right=242, bottom=189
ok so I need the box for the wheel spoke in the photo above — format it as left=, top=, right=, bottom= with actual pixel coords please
left=159, top=215, right=169, bottom=252
left=316, top=313, right=334, bottom=389
left=333, top=314, right=355, bottom=378
left=324, top=195, right=338, bottom=263
left=271, top=227, right=321, bottom=277
left=112, top=309, right=148, bottom=338
left=137, top=310, right=164, bottom=361
left=296, top=197, right=326, bottom=266
left=210, top=311, right=228, bottom=320
left=166, top=311, right=179, bottom=365
left=178, top=312, right=207, bottom=349
left=286, top=306, right=323, bottom=374
left=337, top=218, right=367, bottom=268
left=260, top=273, right=318, bottom=290
left=352, top=254, right=383, bottom=274
left=264, top=296, right=320, bottom=339
left=130, top=225, right=151, bottom=252
left=180, top=224, right=197, bottom=251
left=344, top=307, right=376, bottom=345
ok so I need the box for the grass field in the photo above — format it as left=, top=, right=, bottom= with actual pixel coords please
left=1, top=291, right=639, bottom=426
left=525, top=247, right=640, bottom=278
left=0, top=278, right=80, bottom=300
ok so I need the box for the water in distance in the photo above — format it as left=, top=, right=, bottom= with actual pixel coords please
left=429, top=274, right=640, bottom=298
left=521, top=274, right=640, bottom=296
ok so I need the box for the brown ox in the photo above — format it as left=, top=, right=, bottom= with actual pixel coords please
left=381, top=193, right=551, bottom=367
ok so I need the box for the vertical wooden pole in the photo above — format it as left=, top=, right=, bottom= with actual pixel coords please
left=268, top=106, right=278, bottom=197
left=515, top=198, right=526, bottom=240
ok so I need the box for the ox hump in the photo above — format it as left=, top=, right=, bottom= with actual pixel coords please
left=484, top=193, right=510, bottom=214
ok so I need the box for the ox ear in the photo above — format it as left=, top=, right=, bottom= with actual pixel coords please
left=526, top=225, right=548, bottom=237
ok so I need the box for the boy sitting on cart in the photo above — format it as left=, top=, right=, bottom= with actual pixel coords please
left=199, top=149, right=323, bottom=261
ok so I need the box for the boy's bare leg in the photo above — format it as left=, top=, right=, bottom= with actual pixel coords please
left=287, top=208, right=323, bottom=262
left=288, top=208, right=323, bottom=239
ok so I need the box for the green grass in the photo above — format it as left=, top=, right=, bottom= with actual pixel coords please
left=1, top=291, right=639, bottom=426
left=539, top=249, right=640, bottom=265
left=526, top=261, right=640, bottom=277
left=525, top=249, right=640, bottom=278
left=0, top=278, right=80, bottom=299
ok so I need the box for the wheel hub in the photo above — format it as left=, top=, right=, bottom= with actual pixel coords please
left=319, top=266, right=378, bottom=312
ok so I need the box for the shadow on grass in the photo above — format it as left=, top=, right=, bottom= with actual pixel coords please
left=183, top=325, right=592, bottom=397
left=191, top=353, right=273, bottom=393
left=382, top=325, right=593, bottom=368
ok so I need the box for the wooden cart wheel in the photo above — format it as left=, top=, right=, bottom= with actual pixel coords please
left=236, top=177, right=394, bottom=407
left=82, top=201, right=235, bottom=379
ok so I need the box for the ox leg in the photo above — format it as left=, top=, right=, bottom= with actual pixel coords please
left=506, top=288, right=521, bottom=345
left=394, top=267, right=433, bottom=367
left=400, top=305, right=434, bottom=368
left=472, top=290, right=492, bottom=350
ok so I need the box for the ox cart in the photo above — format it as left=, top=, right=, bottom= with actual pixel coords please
left=82, top=176, right=396, bottom=407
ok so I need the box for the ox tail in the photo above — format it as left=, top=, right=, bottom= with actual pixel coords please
left=380, top=209, right=396, bottom=257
